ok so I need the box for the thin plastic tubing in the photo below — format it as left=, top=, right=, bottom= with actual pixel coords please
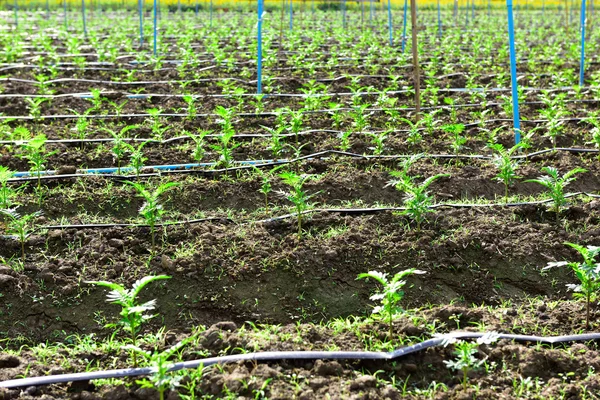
left=7, top=148, right=599, bottom=182
left=2, top=331, right=600, bottom=389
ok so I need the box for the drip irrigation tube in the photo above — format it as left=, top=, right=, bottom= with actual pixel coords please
left=26, top=192, right=600, bottom=232
left=2, top=331, right=600, bottom=389
left=6, top=147, right=600, bottom=182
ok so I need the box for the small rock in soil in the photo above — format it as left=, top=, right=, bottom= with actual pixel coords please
left=104, top=385, right=132, bottom=400
left=0, top=275, right=16, bottom=288
left=56, top=165, right=77, bottom=175
left=308, top=376, right=328, bottom=390
left=77, top=391, right=101, bottom=400
left=349, top=375, right=377, bottom=391
left=0, top=266, right=14, bottom=276
left=298, top=389, right=315, bottom=400
left=134, top=387, right=159, bottom=400
left=24, top=386, right=38, bottom=396
left=161, top=255, right=174, bottom=271
left=212, top=321, right=237, bottom=331
left=252, top=364, right=280, bottom=378
left=108, top=239, right=124, bottom=249
left=314, top=360, right=343, bottom=376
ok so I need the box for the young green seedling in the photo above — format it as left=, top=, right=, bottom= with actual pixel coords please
left=488, top=142, right=524, bottom=203
left=86, top=275, right=171, bottom=367
left=525, top=166, right=586, bottom=220
left=129, top=334, right=197, bottom=400
left=102, top=125, right=139, bottom=175
left=278, top=172, right=320, bottom=238
left=20, top=134, right=56, bottom=193
left=357, top=269, right=427, bottom=338
left=387, top=172, right=449, bottom=231
left=442, top=333, right=498, bottom=391
left=544, top=243, right=600, bottom=329
left=184, top=130, right=210, bottom=163
left=0, top=209, right=41, bottom=262
left=0, top=166, right=18, bottom=209
left=125, top=140, right=151, bottom=178
left=125, top=181, right=180, bottom=253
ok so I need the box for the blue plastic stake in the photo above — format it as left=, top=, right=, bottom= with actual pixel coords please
left=82, top=0, right=87, bottom=36
left=210, top=0, right=213, bottom=27
left=466, top=0, right=470, bottom=25
left=437, top=0, right=442, bottom=37
left=542, top=0, right=545, bottom=15
left=579, top=0, right=587, bottom=86
left=153, top=0, right=157, bottom=55
left=138, top=0, right=143, bottom=45
left=195, top=0, right=198, bottom=15
left=488, top=0, right=491, bottom=17
left=370, top=0, right=373, bottom=23
left=13, top=0, right=18, bottom=29
left=257, top=0, right=263, bottom=94
left=289, top=0, right=293, bottom=30
left=64, top=0, right=68, bottom=29
left=506, top=0, right=521, bottom=144
left=387, top=0, right=393, bottom=45
left=471, top=0, right=475, bottom=19
left=342, top=0, right=346, bottom=29
left=401, top=0, right=408, bottom=52
left=46, top=0, right=50, bottom=18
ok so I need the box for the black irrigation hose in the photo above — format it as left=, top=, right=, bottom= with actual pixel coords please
left=30, top=192, right=600, bottom=232
left=7, top=147, right=600, bottom=183
left=2, top=331, right=600, bottom=389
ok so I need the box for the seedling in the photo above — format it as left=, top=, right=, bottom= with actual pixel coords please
left=367, top=130, right=389, bottom=155
left=129, top=334, right=197, bottom=400
left=184, top=130, right=210, bottom=162
left=102, top=125, right=139, bottom=174
left=278, top=172, right=320, bottom=238
left=387, top=173, right=449, bottom=230
left=261, top=125, right=286, bottom=159
left=357, top=269, right=427, bottom=338
left=0, top=166, right=18, bottom=209
left=488, top=142, right=524, bottom=202
left=544, top=243, right=600, bottom=329
left=20, top=134, right=56, bottom=192
left=441, top=124, right=467, bottom=154
left=125, top=140, right=151, bottom=178
left=442, top=333, right=498, bottom=391
left=125, top=181, right=180, bottom=253
left=86, top=275, right=171, bottom=367
left=146, top=108, right=170, bottom=141
left=24, top=97, right=48, bottom=120
left=0, top=209, right=41, bottom=262
left=525, top=166, right=586, bottom=220
left=182, top=95, right=197, bottom=119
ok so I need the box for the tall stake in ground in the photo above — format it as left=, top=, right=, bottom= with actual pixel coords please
left=410, top=0, right=421, bottom=121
